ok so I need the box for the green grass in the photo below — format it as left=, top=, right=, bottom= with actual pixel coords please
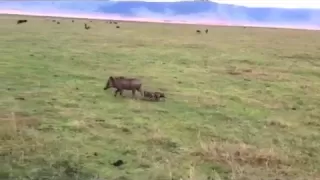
left=1, top=14, right=320, bottom=180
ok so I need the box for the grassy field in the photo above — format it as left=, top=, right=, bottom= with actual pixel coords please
left=1, top=14, right=320, bottom=180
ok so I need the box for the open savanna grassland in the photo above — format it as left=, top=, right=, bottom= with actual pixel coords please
left=1, top=14, right=320, bottom=180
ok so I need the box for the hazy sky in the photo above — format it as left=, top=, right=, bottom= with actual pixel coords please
left=112, top=0, right=320, bottom=9
left=213, top=0, right=320, bottom=8
left=1, top=0, right=319, bottom=9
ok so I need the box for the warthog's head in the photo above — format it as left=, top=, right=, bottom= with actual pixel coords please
left=104, top=76, right=114, bottom=90
left=104, top=76, right=124, bottom=90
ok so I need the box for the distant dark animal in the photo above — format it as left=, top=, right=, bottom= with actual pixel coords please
left=103, top=76, right=143, bottom=98
left=205, top=29, right=208, bottom=33
left=57, top=21, right=60, bottom=24
left=15, top=96, right=25, bottom=101
left=84, top=23, right=90, bottom=30
left=17, top=19, right=27, bottom=24
left=112, top=160, right=124, bottom=167
left=72, top=20, right=74, bottom=23
left=196, top=30, right=201, bottom=34
left=116, top=26, right=120, bottom=28
left=52, top=20, right=56, bottom=22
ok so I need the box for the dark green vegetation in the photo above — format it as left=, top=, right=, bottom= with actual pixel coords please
left=1, top=15, right=320, bottom=180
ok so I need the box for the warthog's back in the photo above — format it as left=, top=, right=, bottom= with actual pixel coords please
left=113, top=77, right=142, bottom=89
left=128, top=79, right=141, bottom=84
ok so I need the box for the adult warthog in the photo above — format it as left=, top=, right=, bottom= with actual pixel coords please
left=103, top=76, right=143, bottom=98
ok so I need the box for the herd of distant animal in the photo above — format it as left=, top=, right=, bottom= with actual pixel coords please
left=16, top=18, right=207, bottom=33
left=15, top=17, right=210, bottom=102
left=17, top=18, right=121, bottom=29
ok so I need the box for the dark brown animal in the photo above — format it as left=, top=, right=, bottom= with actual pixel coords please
left=116, top=26, right=120, bottom=28
left=143, top=90, right=165, bottom=101
left=154, top=91, right=165, bottom=99
left=72, top=20, right=74, bottom=23
left=17, top=19, right=27, bottom=24
left=57, top=21, right=60, bottom=24
left=153, top=91, right=165, bottom=101
left=84, top=23, right=90, bottom=29
left=196, top=30, right=201, bottom=34
left=205, top=29, right=208, bottom=33
left=143, top=90, right=155, bottom=99
left=103, top=76, right=143, bottom=98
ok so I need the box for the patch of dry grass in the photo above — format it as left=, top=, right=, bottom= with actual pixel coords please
left=195, top=140, right=287, bottom=168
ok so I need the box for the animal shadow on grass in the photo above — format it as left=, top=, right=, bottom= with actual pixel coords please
left=140, top=96, right=157, bottom=102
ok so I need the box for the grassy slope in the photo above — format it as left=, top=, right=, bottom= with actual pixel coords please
left=1, top=15, right=320, bottom=180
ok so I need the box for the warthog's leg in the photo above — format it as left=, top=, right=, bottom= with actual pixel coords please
left=132, top=89, right=136, bottom=99
left=155, top=94, right=160, bottom=101
left=119, top=89, right=124, bottom=97
left=137, top=87, right=143, bottom=97
left=114, top=89, right=120, bottom=97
